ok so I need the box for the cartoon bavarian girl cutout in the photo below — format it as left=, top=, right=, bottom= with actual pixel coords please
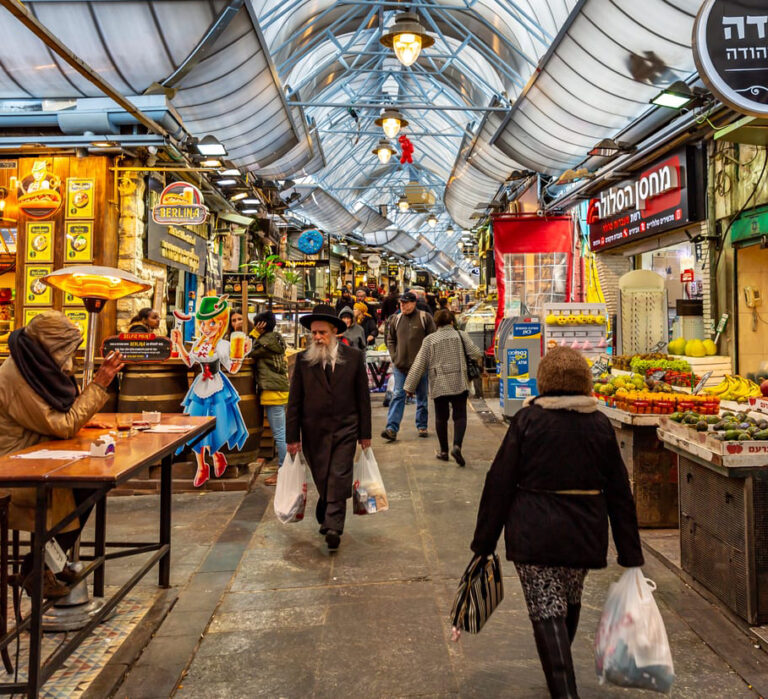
left=171, top=295, right=250, bottom=487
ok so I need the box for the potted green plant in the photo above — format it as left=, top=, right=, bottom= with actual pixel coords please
left=242, top=253, right=283, bottom=307
left=283, top=269, right=301, bottom=302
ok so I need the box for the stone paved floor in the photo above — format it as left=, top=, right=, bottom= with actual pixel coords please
left=174, top=396, right=756, bottom=698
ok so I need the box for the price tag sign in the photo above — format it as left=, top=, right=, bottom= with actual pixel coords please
left=716, top=313, right=729, bottom=335
left=101, top=334, right=172, bottom=363
left=692, top=371, right=713, bottom=395
left=649, top=340, right=667, bottom=353
left=591, top=360, right=610, bottom=378
left=648, top=369, right=667, bottom=382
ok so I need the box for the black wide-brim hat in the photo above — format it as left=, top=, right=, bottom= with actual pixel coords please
left=300, top=304, right=347, bottom=333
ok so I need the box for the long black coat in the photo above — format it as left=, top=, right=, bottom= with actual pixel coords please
left=286, top=343, right=372, bottom=502
left=471, top=395, right=644, bottom=569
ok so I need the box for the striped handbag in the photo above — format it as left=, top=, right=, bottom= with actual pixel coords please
left=450, top=553, right=504, bottom=633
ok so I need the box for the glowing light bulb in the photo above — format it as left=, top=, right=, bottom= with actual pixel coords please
left=398, top=197, right=409, bottom=212
left=382, top=117, right=401, bottom=139
left=393, top=32, right=422, bottom=67
left=427, top=214, right=437, bottom=228
left=377, top=146, right=392, bottom=164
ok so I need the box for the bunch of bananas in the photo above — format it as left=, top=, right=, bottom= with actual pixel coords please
left=705, top=375, right=763, bottom=403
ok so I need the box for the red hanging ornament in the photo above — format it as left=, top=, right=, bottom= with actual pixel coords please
left=398, top=133, right=414, bottom=164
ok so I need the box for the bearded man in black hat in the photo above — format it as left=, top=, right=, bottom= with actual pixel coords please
left=286, top=304, right=372, bottom=550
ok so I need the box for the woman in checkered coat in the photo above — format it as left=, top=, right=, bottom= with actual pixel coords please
left=404, top=309, right=483, bottom=466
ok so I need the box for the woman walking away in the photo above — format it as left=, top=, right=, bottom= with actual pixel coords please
left=470, top=346, right=643, bottom=698
left=404, top=309, right=482, bottom=466
left=250, top=312, right=289, bottom=486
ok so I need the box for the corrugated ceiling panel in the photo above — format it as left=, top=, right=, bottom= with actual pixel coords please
left=292, top=187, right=360, bottom=234
left=444, top=157, right=502, bottom=231
left=492, top=0, right=701, bottom=175
left=355, top=205, right=394, bottom=235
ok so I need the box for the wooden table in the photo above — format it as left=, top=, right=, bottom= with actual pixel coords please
left=0, top=413, right=215, bottom=697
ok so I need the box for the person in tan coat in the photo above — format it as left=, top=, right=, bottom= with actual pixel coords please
left=0, top=311, right=123, bottom=596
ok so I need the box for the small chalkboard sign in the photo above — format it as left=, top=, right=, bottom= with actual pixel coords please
left=692, top=371, right=713, bottom=395
left=101, top=333, right=172, bottom=363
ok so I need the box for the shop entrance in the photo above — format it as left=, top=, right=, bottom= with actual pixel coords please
left=735, top=244, right=768, bottom=380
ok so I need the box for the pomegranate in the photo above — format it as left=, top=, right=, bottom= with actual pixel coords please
left=761, top=379, right=768, bottom=397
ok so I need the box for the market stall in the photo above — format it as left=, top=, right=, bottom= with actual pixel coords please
left=657, top=403, right=768, bottom=625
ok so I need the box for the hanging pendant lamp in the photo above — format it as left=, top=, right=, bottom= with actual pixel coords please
left=380, top=12, right=435, bottom=67
left=375, top=108, right=408, bottom=139
left=372, top=139, right=396, bottom=164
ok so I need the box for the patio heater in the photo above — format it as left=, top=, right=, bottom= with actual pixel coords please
left=43, top=265, right=151, bottom=388
left=41, top=265, right=150, bottom=631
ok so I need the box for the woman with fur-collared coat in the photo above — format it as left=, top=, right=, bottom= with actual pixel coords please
left=471, top=346, right=643, bottom=699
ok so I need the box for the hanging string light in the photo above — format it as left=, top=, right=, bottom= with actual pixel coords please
left=427, top=213, right=437, bottom=227
left=372, top=139, right=396, bottom=165
left=379, top=13, right=435, bottom=67
left=375, top=108, right=408, bottom=139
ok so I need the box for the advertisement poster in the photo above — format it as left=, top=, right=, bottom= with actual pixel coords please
left=64, top=308, right=88, bottom=348
left=23, top=308, right=46, bottom=325
left=25, top=265, right=52, bottom=305
left=16, top=159, right=62, bottom=220
left=25, top=222, right=53, bottom=262
left=65, top=221, right=93, bottom=262
left=66, top=178, right=95, bottom=219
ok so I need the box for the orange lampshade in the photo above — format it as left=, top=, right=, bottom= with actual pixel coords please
left=42, top=265, right=151, bottom=300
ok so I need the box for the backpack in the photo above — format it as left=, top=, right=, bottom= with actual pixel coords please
left=393, top=309, right=427, bottom=332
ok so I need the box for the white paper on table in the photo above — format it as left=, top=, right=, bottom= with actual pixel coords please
left=11, top=449, right=90, bottom=460
left=146, top=425, right=197, bottom=433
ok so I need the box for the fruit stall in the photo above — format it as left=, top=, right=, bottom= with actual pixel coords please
left=657, top=404, right=768, bottom=625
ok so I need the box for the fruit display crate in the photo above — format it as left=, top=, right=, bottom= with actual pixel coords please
left=668, top=355, right=732, bottom=387
left=543, top=302, right=607, bottom=357
left=597, top=404, right=662, bottom=427
left=657, top=416, right=768, bottom=471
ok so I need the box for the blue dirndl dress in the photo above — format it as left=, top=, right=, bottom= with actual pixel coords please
left=180, top=340, right=249, bottom=454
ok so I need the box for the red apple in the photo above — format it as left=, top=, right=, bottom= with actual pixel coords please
left=761, top=379, right=768, bottom=397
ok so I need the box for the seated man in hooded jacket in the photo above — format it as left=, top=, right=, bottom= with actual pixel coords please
left=0, top=311, right=123, bottom=597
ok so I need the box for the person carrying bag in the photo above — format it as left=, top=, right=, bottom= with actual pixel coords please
left=404, top=309, right=483, bottom=466
left=469, top=346, right=644, bottom=698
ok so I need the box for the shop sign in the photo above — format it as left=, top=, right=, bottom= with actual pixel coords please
left=24, top=265, right=52, bottom=305
left=65, top=178, right=95, bottom=219
left=587, top=148, right=697, bottom=252
left=414, top=270, right=430, bottom=287
left=64, top=309, right=88, bottom=349
left=387, top=264, right=399, bottom=277
left=16, top=159, right=62, bottom=220
left=25, top=222, right=53, bottom=262
left=731, top=203, right=768, bottom=245
left=367, top=254, right=381, bottom=269
left=289, top=259, right=328, bottom=268
left=693, top=0, right=768, bottom=117
left=101, top=333, right=172, bottom=363
left=222, top=274, right=265, bottom=296
left=681, top=269, right=695, bottom=282
left=296, top=228, right=324, bottom=255
left=65, top=222, right=93, bottom=262
left=151, top=182, right=208, bottom=226
left=147, top=215, right=208, bottom=275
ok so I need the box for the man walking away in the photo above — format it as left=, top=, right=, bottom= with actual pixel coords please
left=286, top=305, right=372, bottom=551
left=382, top=291, right=436, bottom=442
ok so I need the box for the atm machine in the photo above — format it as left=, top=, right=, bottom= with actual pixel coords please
left=495, top=316, right=543, bottom=419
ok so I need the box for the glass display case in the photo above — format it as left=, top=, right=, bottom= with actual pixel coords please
left=458, top=299, right=497, bottom=354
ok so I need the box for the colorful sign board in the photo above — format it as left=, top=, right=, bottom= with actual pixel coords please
left=296, top=228, right=324, bottom=255
left=65, top=178, right=95, bottom=219
left=694, top=0, right=768, bottom=117
left=588, top=148, right=702, bottom=251
left=24, top=265, right=52, bottom=305
left=16, top=159, right=62, bottom=220
left=152, top=181, right=208, bottom=226
left=65, top=221, right=93, bottom=262
left=731, top=203, right=768, bottom=246
left=64, top=308, right=89, bottom=349
left=25, top=222, right=53, bottom=262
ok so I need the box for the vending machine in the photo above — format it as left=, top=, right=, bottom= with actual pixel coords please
left=496, top=317, right=542, bottom=419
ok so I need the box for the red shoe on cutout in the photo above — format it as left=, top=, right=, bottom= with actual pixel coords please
left=193, top=461, right=210, bottom=488
left=213, top=451, right=228, bottom=478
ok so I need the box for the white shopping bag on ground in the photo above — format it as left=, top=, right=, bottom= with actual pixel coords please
left=353, top=447, right=388, bottom=515
left=595, top=567, right=675, bottom=693
left=273, top=452, right=307, bottom=524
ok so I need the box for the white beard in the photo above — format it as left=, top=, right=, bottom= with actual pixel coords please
left=305, top=336, right=342, bottom=367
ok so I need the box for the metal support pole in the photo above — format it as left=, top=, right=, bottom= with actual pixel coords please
left=159, top=455, right=173, bottom=588
left=27, top=486, right=48, bottom=698
left=93, top=498, right=106, bottom=598
left=81, top=309, right=99, bottom=390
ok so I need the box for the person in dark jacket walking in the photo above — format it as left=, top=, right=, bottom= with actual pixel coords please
left=471, top=346, right=643, bottom=699
left=249, top=312, right=289, bottom=486
left=380, top=285, right=400, bottom=322
left=286, top=305, right=372, bottom=551
left=353, top=302, right=378, bottom=345
left=339, top=306, right=367, bottom=352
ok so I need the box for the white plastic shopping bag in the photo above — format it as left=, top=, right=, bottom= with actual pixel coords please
left=353, top=447, right=388, bottom=515
left=595, top=567, right=675, bottom=693
left=273, top=452, right=307, bottom=524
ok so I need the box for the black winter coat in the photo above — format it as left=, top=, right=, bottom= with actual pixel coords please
left=359, top=315, right=378, bottom=345
left=471, top=395, right=644, bottom=570
left=286, top=343, right=372, bottom=501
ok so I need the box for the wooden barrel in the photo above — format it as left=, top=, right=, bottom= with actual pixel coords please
left=117, top=361, right=190, bottom=414
left=222, top=359, right=262, bottom=465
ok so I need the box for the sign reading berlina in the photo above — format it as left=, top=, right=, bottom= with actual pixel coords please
left=152, top=182, right=209, bottom=226
left=693, top=0, right=768, bottom=117
left=587, top=148, right=700, bottom=252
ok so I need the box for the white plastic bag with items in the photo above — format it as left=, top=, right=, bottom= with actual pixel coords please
left=353, top=447, right=388, bottom=515
left=595, top=567, right=675, bottom=693
left=273, top=452, right=307, bottom=524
